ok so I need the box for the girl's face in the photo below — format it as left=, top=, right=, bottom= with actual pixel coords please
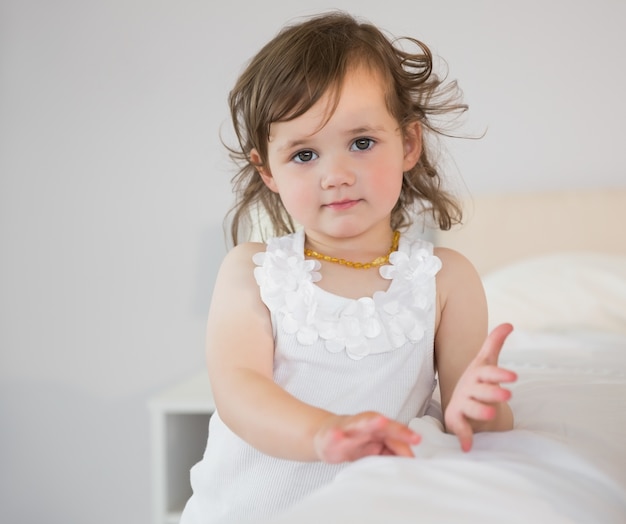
left=255, top=66, right=421, bottom=246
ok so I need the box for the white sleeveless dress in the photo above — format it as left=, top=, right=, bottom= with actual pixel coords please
left=180, top=228, right=442, bottom=524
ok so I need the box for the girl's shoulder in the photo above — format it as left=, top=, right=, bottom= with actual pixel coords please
left=225, top=240, right=268, bottom=261
left=433, top=246, right=485, bottom=325
left=214, top=241, right=269, bottom=290
left=433, top=247, right=481, bottom=283
left=219, top=233, right=305, bottom=288
left=226, top=231, right=301, bottom=260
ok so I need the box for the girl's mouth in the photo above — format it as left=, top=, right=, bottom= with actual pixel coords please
left=325, top=199, right=360, bottom=211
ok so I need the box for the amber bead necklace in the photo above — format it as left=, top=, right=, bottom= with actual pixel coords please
left=304, top=230, right=400, bottom=270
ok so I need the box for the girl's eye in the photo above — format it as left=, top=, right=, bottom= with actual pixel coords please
left=292, top=150, right=317, bottom=163
left=352, top=138, right=374, bottom=151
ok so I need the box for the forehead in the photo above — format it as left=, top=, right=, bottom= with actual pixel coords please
left=269, top=66, right=393, bottom=142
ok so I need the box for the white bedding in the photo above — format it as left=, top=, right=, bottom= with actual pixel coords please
left=264, top=330, right=626, bottom=524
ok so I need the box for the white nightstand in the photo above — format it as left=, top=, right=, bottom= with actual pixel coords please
left=149, top=372, right=215, bottom=524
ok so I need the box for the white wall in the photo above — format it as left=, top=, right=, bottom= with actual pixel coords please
left=1, top=0, right=624, bottom=522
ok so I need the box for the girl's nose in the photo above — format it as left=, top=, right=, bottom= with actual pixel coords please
left=320, top=158, right=356, bottom=189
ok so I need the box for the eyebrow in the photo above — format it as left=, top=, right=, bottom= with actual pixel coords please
left=275, top=138, right=309, bottom=153
left=274, top=125, right=387, bottom=152
left=347, top=125, right=386, bottom=135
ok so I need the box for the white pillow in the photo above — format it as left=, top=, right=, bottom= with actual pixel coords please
left=482, top=252, right=626, bottom=335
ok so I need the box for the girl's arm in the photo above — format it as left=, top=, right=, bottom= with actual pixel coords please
left=205, top=243, right=420, bottom=462
left=434, top=247, right=517, bottom=452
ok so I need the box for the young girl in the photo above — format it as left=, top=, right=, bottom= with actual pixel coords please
left=181, top=11, right=517, bottom=524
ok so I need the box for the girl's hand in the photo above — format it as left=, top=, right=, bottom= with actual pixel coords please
left=444, top=323, right=517, bottom=452
left=313, top=411, right=421, bottom=463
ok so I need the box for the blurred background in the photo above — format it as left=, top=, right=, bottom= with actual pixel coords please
left=1, top=0, right=624, bottom=522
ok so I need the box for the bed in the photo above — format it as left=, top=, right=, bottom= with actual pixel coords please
left=263, top=188, right=626, bottom=524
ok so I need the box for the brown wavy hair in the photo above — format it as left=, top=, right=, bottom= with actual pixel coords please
left=225, top=11, right=467, bottom=245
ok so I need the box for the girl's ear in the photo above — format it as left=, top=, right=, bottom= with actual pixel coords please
left=402, top=122, right=423, bottom=172
left=250, top=149, right=279, bottom=193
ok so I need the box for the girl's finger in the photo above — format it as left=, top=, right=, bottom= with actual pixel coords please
left=374, top=421, right=421, bottom=445
left=343, top=412, right=388, bottom=435
left=383, top=436, right=418, bottom=457
left=469, top=382, right=513, bottom=404
left=476, top=365, right=517, bottom=384
left=479, top=323, right=514, bottom=364
left=461, top=398, right=497, bottom=421
left=447, top=416, right=474, bottom=452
